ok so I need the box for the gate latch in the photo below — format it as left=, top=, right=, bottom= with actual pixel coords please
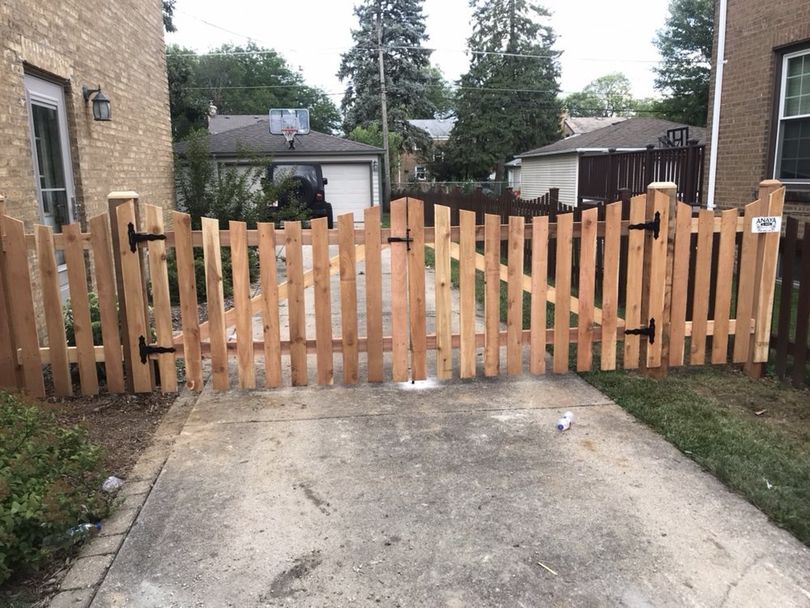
left=624, top=318, right=656, bottom=344
left=128, top=222, right=166, bottom=252
left=628, top=211, right=661, bottom=239
left=138, top=336, right=176, bottom=364
left=388, top=229, right=413, bottom=251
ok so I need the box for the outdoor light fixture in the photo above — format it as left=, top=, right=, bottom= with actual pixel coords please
left=82, top=85, right=111, bottom=121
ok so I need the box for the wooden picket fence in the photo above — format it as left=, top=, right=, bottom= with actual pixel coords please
left=0, top=181, right=785, bottom=396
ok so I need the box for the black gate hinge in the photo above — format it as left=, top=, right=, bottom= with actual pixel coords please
left=138, top=336, right=176, bottom=364
left=388, top=228, right=413, bottom=251
left=628, top=211, right=661, bottom=239
left=624, top=318, right=656, bottom=344
left=128, top=222, right=166, bottom=252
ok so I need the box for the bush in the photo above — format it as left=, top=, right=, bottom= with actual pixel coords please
left=0, top=392, right=108, bottom=583
left=167, top=246, right=260, bottom=305
left=63, top=292, right=103, bottom=347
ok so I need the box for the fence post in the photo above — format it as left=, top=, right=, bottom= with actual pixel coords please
left=643, top=144, right=655, bottom=189
left=745, top=180, right=785, bottom=377
left=111, top=192, right=153, bottom=393
left=0, top=196, right=22, bottom=389
left=683, top=139, right=700, bottom=205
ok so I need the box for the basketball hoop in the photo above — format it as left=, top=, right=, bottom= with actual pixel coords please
left=281, top=126, right=298, bottom=150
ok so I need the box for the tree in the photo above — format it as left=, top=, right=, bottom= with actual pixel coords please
left=447, top=0, right=561, bottom=180
left=424, top=66, right=455, bottom=118
left=166, top=43, right=341, bottom=140
left=162, top=0, right=176, bottom=32
left=345, top=122, right=403, bottom=185
left=653, top=0, right=713, bottom=126
left=563, top=73, right=635, bottom=117
left=338, top=0, right=436, bottom=150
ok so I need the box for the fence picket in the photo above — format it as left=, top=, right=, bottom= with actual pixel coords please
left=507, top=216, right=525, bottom=375
left=600, top=203, right=621, bottom=370
left=364, top=206, right=384, bottom=383
left=733, top=198, right=763, bottom=362
left=690, top=210, right=714, bottom=365
left=202, top=216, right=229, bottom=390
left=459, top=210, right=477, bottom=378
left=623, top=196, right=646, bottom=369
left=258, top=222, right=282, bottom=387
left=173, top=212, right=203, bottom=390
left=554, top=213, right=573, bottom=373
left=577, top=208, right=597, bottom=371
left=285, top=220, right=308, bottom=386
left=35, top=225, right=71, bottom=396
left=645, top=186, right=675, bottom=370
left=774, top=218, right=797, bottom=379
left=0, top=199, right=18, bottom=388
left=63, top=224, right=99, bottom=395
left=710, top=209, right=738, bottom=363
left=752, top=187, right=785, bottom=363
left=390, top=198, right=409, bottom=381
left=312, top=217, right=334, bottom=386
left=338, top=214, right=359, bottom=384
left=530, top=216, right=549, bottom=374
left=407, top=199, right=427, bottom=380
left=484, top=213, right=501, bottom=376
left=434, top=205, right=452, bottom=379
left=668, top=202, right=692, bottom=366
left=230, top=220, right=255, bottom=390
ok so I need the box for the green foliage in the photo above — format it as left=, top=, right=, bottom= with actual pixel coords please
left=0, top=392, right=108, bottom=583
left=423, top=65, right=455, bottom=118
left=653, top=0, right=714, bottom=126
left=162, top=0, right=176, bottom=32
left=564, top=73, right=635, bottom=117
left=338, top=0, right=437, bottom=150
left=346, top=123, right=403, bottom=184
left=447, top=0, right=561, bottom=180
left=166, top=43, right=340, bottom=140
left=166, top=247, right=260, bottom=306
left=63, top=293, right=103, bottom=348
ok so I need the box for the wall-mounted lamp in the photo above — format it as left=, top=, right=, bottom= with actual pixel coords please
left=372, top=159, right=379, bottom=171
left=82, top=85, right=111, bottom=121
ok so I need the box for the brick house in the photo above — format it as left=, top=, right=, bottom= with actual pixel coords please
left=0, top=0, right=174, bottom=232
left=706, top=0, right=810, bottom=218
left=397, top=118, right=456, bottom=188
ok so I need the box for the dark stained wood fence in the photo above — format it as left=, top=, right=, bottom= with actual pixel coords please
left=578, top=142, right=705, bottom=206
left=771, top=217, right=810, bottom=387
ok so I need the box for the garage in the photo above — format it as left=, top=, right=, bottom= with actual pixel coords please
left=322, top=163, right=372, bottom=222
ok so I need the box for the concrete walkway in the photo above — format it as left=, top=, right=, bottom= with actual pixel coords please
left=87, top=377, right=810, bottom=607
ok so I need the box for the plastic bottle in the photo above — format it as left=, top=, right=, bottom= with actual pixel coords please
left=556, top=411, right=574, bottom=431
left=44, top=522, right=101, bottom=548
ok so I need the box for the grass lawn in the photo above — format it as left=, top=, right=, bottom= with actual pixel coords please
left=582, top=365, right=810, bottom=546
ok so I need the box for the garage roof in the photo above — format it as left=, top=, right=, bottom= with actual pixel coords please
left=175, top=119, right=384, bottom=157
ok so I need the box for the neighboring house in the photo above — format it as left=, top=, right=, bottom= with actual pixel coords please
left=561, top=115, right=628, bottom=138
left=0, top=0, right=174, bottom=231
left=398, top=118, right=457, bottom=186
left=517, top=117, right=706, bottom=205
left=177, top=115, right=384, bottom=222
left=505, top=158, right=522, bottom=194
left=705, top=0, right=810, bottom=218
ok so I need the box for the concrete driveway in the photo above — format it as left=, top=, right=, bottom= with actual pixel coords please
left=85, top=376, right=810, bottom=607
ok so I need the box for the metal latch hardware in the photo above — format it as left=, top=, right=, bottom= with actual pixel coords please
left=388, top=229, right=413, bottom=251
left=128, top=222, right=166, bottom=252
left=624, top=318, right=656, bottom=344
left=628, top=211, right=661, bottom=239
left=138, top=336, right=176, bottom=364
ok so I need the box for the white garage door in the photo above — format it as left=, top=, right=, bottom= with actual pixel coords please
left=322, top=163, right=372, bottom=222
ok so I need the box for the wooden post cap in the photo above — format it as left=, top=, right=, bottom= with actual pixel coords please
left=107, top=191, right=140, bottom=200
left=647, top=182, right=677, bottom=190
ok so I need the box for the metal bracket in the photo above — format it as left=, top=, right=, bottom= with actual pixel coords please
left=138, top=335, right=176, bottom=364
left=624, top=318, right=656, bottom=344
left=388, top=229, right=413, bottom=251
left=128, top=222, right=166, bottom=252
left=628, top=211, right=661, bottom=239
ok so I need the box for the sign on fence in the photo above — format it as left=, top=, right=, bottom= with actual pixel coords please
left=752, top=216, right=782, bottom=233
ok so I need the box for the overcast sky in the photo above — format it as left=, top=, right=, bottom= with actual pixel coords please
left=166, top=0, right=670, bottom=103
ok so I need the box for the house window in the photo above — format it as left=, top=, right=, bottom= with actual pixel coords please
left=775, top=49, right=810, bottom=182
left=415, top=165, right=427, bottom=181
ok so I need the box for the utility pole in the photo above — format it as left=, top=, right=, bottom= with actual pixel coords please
left=376, top=3, right=391, bottom=206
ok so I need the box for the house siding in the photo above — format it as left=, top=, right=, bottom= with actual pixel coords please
left=0, top=0, right=174, bottom=228
left=520, top=154, right=578, bottom=204
left=706, top=0, right=810, bottom=219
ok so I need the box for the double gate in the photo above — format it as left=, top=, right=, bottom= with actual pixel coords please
left=0, top=181, right=784, bottom=396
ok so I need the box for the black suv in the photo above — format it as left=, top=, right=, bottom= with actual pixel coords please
left=267, top=163, right=334, bottom=228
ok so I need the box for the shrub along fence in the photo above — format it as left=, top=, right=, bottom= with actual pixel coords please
left=771, top=217, right=810, bottom=387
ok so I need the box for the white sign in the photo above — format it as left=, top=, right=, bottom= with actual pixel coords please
left=752, top=216, right=781, bottom=233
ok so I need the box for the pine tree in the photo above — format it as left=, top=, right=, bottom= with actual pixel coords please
left=338, top=0, right=436, bottom=150
left=448, top=0, right=560, bottom=180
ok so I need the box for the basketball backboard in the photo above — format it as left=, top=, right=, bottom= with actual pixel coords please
left=269, top=109, right=311, bottom=135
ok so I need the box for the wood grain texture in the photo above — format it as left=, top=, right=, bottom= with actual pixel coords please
left=0, top=200, right=19, bottom=388
left=434, top=204, right=452, bottom=379
left=407, top=199, right=427, bottom=380
left=145, top=206, right=177, bottom=393
left=390, top=198, right=409, bottom=381
left=338, top=214, right=359, bottom=384
left=645, top=188, right=672, bottom=369
left=364, top=206, right=384, bottom=382
left=668, top=203, right=693, bottom=367
left=484, top=213, right=501, bottom=376
left=690, top=210, right=714, bottom=365
left=752, top=187, right=785, bottom=362
left=202, top=216, right=229, bottom=390
left=459, top=210, right=477, bottom=378
left=600, top=203, right=621, bottom=371
left=311, top=217, right=334, bottom=385
left=284, top=221, right=307, bottom=386
left=623, top=195, right=646, bottom=369
left=554, top=213, right=573, bottom=374
left=530, top=216, right=549, bottom=374
left=229, top=220, right=255, bottom=389
left=172, top=212, right=203, bottom=390
left=710, top=209, right=738, bottom=364
left=732, top=197, right=763, bottom=362
left=576, top=208, right=597, bottom=372
left=507, top=215, right=525, bottom=375
left=36, top=225, right=71, bottom=396
left=63, top=223, right=99, bottom=395
left=258, top=223, right=282, bottom=387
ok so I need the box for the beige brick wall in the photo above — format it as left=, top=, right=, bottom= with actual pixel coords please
left=0, top=0, right=174, bottom=228
left=705, top=0, right=810, bottom=220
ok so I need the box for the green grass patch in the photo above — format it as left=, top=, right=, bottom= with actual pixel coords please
left=582, top=366, right=810, bottom=545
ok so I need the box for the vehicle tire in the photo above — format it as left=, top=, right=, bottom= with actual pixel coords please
left=324, top=203, right=334, bottom=229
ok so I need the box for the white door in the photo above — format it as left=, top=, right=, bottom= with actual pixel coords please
left=321, top=164, right=372, bottom=223
left=25, top=75, right=76, bottom=265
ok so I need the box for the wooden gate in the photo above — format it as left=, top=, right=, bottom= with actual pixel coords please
left=0, top=181, right=785, bottom=395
